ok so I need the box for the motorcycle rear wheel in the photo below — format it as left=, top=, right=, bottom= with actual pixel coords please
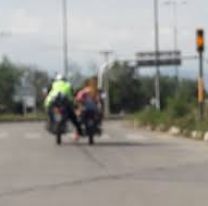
left=56, top=133, right=62, bottom=145
left=87, top=126, right=94, bottom=145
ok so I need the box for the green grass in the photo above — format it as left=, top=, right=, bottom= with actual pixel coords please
left=133, top=108, right=169, bottom=128
left=132, top=107, right=208, bottom=134
left=0, top=113, right=47, bottom=122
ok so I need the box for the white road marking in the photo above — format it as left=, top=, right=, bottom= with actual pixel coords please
left=100, top=134, right=111, bottom=140
left=24, top=133, right=42, bottom=139
left=126, top=134, right=148, bottom=141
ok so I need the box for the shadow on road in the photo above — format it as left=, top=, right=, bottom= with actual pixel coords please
left=61, top=141, right=169, bottom=148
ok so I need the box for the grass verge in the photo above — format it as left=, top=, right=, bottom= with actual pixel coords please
left=131, top=107, right=208, bottom=136
left=0, top=113, right=47, bottom=122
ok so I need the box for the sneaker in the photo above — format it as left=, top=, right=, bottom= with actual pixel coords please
left=73, top=132, right=80, bottom=142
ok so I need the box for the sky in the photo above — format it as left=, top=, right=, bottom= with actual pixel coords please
left=0, top=0, right=207, bottom=78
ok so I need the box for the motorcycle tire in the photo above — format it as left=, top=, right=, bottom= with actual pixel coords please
left=88, top=133, right=94, bottom=145
left=87, top=126, right=94, bottom=145
left=56, top=133, right=62, bottom=145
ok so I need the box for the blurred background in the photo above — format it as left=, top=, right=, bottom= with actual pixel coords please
left=0, top=0, right=207, bottom=119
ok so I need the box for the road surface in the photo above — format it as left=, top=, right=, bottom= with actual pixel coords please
left=0, top=121, right=208, bottom=205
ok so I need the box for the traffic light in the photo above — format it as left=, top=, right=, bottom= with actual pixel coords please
left=196, top=29, right=204, bottom=52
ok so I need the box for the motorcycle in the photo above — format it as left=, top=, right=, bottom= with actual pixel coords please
left=49, top=107, right=100, bottom=146
left=81, top=110, right=98, bottom=145
left=47, top=94, right=68, bottom=145
left=48, top=94, right=102, bottom=146
left=52, top=106, right=67, bottom=145
left=52, top=106, right=98, bottom=145
left=77, top=99, right=102, bottom=145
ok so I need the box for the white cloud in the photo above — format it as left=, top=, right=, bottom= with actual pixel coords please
left=2, top=8, right=42, bottom=35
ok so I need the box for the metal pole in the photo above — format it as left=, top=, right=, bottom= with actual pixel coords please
left=100, top=51, right=112, bottom=118
left=154, top=0, right=161, bottom=110
left=198, top=52, right=204, bottom=120
left=173, top=2, right=179, bottom=83
left=163, top=0, right=187, bottom=84
left=62, top=0, right=69, bottom=77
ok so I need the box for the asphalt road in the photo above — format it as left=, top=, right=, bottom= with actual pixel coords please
left=0, top=121, right=208, bottom=205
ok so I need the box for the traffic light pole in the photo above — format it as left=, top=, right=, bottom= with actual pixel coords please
left=196, top=29, right=205, bottom=120
left=198, top=51, right=204, bottom=120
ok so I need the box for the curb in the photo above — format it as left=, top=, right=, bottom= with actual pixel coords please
left=130, top=119, right=208, bottom=143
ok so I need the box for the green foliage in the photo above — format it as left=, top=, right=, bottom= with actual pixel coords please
left=0, top=57, right=22, bottom=110
left=109, top=62, right=151, bottom=113
left=0, top=113, right=47, bottom=122
left=0, top=57, right=51, bottom=113
left=25, top=68, right=50, bottom=110
left=165, top=80, right=197, bottom=119
left=108, top=61, right=198, bottom=114
left=133, top=106, right=208, bottom=134
left=132, top=77, right=202, bottom=133
left=166, top=97, right=191, bottom=118
left=159, top=77, right=177, bottom=109
left=133, top=103, right=208, bottom=134
left=109, top=61, right=206, bottom=134
left=174, top=114, right=196, bottom=131
left=135, top=107, right=168, bottom=127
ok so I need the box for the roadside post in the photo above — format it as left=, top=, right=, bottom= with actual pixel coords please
left=196, top=29, right=205, bottom=120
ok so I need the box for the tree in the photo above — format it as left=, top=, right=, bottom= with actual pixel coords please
left=109, top=61, right=145, bottom=113
left=26, top=68, right=51, bottom=110
left=0, top=57, right=22, bottom=111
left=108, top=61, right=198, bottom=114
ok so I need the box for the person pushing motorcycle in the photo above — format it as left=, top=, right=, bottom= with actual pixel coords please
left=75, top=78, right=103, bottom=135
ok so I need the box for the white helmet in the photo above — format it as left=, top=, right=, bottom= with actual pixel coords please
left=55, top=73, right=64, bottom=81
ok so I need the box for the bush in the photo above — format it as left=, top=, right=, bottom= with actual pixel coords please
left=166, top=96, right=193, bottom=119
left=134, top=107, right=168, bottom=127
left=174, top=114, right=196, bottom=130
left=133, top=105, right=208, bottom=136
left=131, top=78, right=203, bottom=135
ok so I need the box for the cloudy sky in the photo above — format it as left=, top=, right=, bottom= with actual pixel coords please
left=0, top=0, right=207, bottom=76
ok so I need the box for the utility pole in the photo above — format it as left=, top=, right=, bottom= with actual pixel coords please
left=100, top=51, right=113, bottom=118
left=173, top=2, right=179, bottom=82
left=163, top=1, right=187, bottom=83
left=196, top=29, right=205, bottom=120
left=62, top=0, right=69, bottom=77
left=199, top=51, right=204, bottom=120
left=154, top=0, right=161, bottom=110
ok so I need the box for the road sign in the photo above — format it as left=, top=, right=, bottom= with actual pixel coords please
left=136, top=50, right=182, bottom=67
